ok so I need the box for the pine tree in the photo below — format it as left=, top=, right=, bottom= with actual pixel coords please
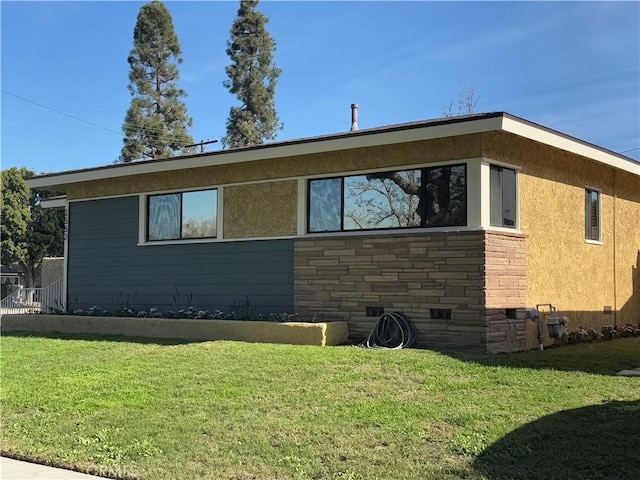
left=223, top=0, right=282, bottom=148
left=120, top=0, right=193, bottom=162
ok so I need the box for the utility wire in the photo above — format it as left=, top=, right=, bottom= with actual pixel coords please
left=480, top=63, right=639, bottom=102
left=3, top=62, right=638, bottom=156
left=1, top=89, right=122, bottom=136
left=480, top=70, right=639, bottom=107
left=375, top=63, right=639, bottom=123
left=1, top=89, right=204, bottom=148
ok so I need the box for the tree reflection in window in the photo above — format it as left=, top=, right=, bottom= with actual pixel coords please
left=344, top=171, right=421, bottom=230
left=148, top=189, right=217, bottom=241
left=308, top=164, right=466, bottom=232
left=424, top=165, right=466, bottom=227
left=309, top=178, right=342, bottom=232
left=148, top=194, right=180, bottom=240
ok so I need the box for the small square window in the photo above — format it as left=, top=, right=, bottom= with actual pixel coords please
left=585, top=189, right=600, bottom=242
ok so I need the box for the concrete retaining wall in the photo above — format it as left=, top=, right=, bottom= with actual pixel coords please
left=0, top=315, right=349, bottom=347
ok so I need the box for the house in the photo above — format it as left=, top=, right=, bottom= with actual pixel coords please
left=26, top=112, right=639, bottom=352
left=1, top=265, right=23, bottom=299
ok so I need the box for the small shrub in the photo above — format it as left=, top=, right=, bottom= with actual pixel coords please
left=587, top=328, right=603, bottom=341
left=229, top=297, right=257, bottom=321
left=568, top=328, right=590, bottom=344
left=268, top=312, right=300, bottom=323
left=602, top=325, right=616, bottom=340
left=620, top=323, right=640, bottom=337
left=63, top=300, right=300, bottom=324
left=567, top=323, right=640, bottom=345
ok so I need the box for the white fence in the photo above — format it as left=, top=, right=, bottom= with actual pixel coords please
left=0, top=278, right=65, bottom=315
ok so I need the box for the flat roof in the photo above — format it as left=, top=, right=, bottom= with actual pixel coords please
left=26, top=112, right=639, bottom=191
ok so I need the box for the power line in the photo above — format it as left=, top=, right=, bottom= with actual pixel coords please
left=480, top=70, right=639, bottom=107
left=481, top=63, right=639, bottom=103
left=373, top=63, right=639, bottom=123
left=1, top=89, right=214, bottom=151
left=1, top=89, right=122, bottom=136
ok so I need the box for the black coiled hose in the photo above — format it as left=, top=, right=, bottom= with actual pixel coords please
left=363, top=311, right=417, bottom=349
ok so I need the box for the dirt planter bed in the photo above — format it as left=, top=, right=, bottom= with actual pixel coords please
left=0, top=314, right=350, bottom=347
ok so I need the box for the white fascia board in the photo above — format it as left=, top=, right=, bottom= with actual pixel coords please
left=501, top=116, right=640, bottom=176
left=40, top=197, right=67, bottom=209
left=26, top=116, right=505, bottom=190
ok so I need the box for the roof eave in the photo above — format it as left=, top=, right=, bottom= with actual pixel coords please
left=26, top=112, right=507, bottom=190
left=26, top=111, right=639, bottom=191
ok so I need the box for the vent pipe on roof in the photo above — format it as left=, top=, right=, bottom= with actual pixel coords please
left=350, top=103, right=359, bottom=132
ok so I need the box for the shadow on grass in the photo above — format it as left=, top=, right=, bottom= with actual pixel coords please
left=473, top=400, right=640, bottom=480
left=1, top=331, right=203, bottom=346
left=435, top=337, right=640, bottom=376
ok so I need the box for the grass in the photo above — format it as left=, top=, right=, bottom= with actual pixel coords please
left=1, top=333, right=639, bottom=480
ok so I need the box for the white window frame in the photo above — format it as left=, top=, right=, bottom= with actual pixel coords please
left=482, top=160, right=521, bottom=232
left=585, top=186, right=602, bottom=244
left=304, top=159, right=474, bottom=235
left=138, top=186, right=221, bottom=245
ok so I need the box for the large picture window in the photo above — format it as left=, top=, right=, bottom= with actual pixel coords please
left=308, top=164, right=466, bottom=233
left=585, top=188, right=601, bottom=242
left=148, top=189, right=217, bottom=241
left=490, top=165, right=517, bottom=228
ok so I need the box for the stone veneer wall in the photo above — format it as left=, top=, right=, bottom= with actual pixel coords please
left=484, top=232, right=528, bottom=353
left=294, top=230, right=529, bottom=353
left=294, top=231, right=487, bottom=350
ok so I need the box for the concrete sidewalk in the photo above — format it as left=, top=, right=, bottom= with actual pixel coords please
left=616, top=367, right=640, bottom=377
left=0, top=457, right=103, bottom=479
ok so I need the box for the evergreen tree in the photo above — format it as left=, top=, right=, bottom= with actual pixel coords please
left=120, top=0, right=193, bottom=162
left=1, top=168, right=31, bottom=266
left=1, top=168, right=65, bottom=288
left=223, top=0, right=282, bottom=148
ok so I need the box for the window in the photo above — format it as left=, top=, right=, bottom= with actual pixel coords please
left=308, top=164, right=466, bottom=232
left=148, top=189, right=217, bottom=241
left=490, top=165, right=517, bottom=228
left=585, top=189, right=600, bottom=242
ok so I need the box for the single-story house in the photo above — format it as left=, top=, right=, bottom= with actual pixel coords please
left=1, top=265, right=23, bottom=299
left=26, top=112, right=639, bottom=352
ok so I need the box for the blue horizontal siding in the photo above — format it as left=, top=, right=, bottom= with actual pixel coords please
left=67, top=197, right=294, bottom=315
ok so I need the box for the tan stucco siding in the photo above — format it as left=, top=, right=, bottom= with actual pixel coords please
left=65, top=134, right=484, bottom=200
left=483, top=131, right=639, bottom=328
left=614, top=169, right=640, bottom=323
left=223, top=181, right=298, bottom=238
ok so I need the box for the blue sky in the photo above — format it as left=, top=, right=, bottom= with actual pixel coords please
left=2, top=0, right=639, bottom=174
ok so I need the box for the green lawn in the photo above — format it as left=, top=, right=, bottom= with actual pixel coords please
left=1, top=333, right=639, bottom=480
